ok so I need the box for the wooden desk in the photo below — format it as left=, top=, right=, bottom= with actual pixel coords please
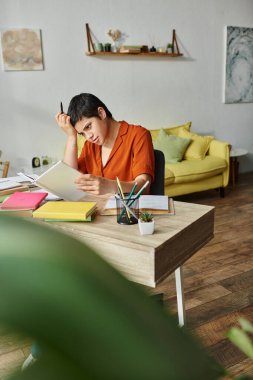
left=43, top=201, right=214, bottom=326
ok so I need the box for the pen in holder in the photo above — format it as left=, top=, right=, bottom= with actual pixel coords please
left=115, top=193, right=139, bottom=225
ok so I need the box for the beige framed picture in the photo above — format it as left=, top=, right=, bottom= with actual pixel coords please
left=1, top=28, right=44, bottom=71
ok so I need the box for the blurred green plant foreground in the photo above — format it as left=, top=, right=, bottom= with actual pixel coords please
left=0, top=215, right=227, bottom=380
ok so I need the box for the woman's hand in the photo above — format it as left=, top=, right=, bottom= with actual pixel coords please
left=75, top=174, right=116, bottom=196
left=75, top=173, right=152, bottom=196
left=55, top=112, right=77, bottom=137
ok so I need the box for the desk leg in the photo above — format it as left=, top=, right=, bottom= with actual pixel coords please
left=231, top=157, right=236, bottom=187
left=175, top=267, right=186, bottom=326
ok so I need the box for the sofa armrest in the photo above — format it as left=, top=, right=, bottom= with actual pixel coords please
left=208, top=139, right=230, bottom=187
left=208, top=139, right=229, bottom=159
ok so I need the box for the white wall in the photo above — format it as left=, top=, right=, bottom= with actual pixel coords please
left=1, top=0, right=253, bottom=175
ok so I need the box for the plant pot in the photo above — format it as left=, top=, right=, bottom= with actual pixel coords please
left=138, top=219, right=155, bottom=235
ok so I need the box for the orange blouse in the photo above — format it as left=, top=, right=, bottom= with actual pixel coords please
left=77, top=120, right=154, bottom=182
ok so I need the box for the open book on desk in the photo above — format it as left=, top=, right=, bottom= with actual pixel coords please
left=100, top=195, right=175, bottom=216
left=0, top=179, right=22, bottom=191
left=0, top=177, right=29, bottom=196
left=35, top=161, right=87, bottom=201
left=0, top=185, right=29, bottom=196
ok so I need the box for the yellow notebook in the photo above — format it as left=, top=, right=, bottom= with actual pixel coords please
left=33, top=201, right=97, bottom=221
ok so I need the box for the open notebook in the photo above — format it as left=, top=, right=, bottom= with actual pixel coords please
left=101, top=195, right=175, bottom=216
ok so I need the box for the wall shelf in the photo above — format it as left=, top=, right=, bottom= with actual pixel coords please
left=85, top=24, right=183, bottom=58
left=85, top=52, right=183, bottom=57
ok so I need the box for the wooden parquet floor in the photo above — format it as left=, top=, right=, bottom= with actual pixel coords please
left=156, top=171, right=253, bottom=378
left=0, top=172, right=252, bottom=379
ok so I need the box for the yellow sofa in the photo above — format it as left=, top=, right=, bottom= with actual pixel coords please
left=150, top=123, right=230, bottom=197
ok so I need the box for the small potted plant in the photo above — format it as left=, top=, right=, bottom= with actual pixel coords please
left=167, top=43, right=174, bottom=53
left=138, top=212, right=155, bottom=235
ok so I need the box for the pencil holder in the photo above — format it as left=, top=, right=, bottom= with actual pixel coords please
left=115, top=193, right=139, bottom=225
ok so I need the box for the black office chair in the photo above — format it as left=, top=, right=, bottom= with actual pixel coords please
left=149, top=149, right=165, bottom=305
left=150, top=149, right=165, bottom=195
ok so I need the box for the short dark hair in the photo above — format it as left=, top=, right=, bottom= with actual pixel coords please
left=67, top=93, right=113, bottom=126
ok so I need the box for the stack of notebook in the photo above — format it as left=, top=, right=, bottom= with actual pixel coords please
left=0, top=191, right=48, bottom=217
left=33, top=201, right=97, bottom=222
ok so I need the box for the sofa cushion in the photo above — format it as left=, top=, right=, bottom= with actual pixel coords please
left=150, top=122, right=191, bottom=141
left=154, top=129, right=191, bottom=163
left=178, top=129, right=214, bottom=160
left=164, top=156, right=227, bottom=185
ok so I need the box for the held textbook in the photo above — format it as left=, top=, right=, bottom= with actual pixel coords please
left=35, top=161, right=87, bottom=201
left=33, top=201, right=97, bottom=221
left=101, top=195, right=175, bottom=216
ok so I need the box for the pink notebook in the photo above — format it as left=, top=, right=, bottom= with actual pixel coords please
left=1, top=191, right=48, bottom=210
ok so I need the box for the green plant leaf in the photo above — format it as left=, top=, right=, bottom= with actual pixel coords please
left=139, top=211, right=153, bottom=222
left=0, top=215, right=225, bottom=379
left=227, top=327, right=253, bottom=358
left=239, top=318, right=253, bottom=334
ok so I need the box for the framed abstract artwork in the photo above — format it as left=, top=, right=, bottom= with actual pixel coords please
left=225, top=26, right=253, bottom=103
left=0, top=28, right=44, bottom=71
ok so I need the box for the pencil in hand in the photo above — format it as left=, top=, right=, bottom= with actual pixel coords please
left=60, top=102, right=64, bottom=114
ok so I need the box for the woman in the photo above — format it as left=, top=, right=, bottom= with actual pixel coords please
left=56, top=93, right=154, bottom=196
